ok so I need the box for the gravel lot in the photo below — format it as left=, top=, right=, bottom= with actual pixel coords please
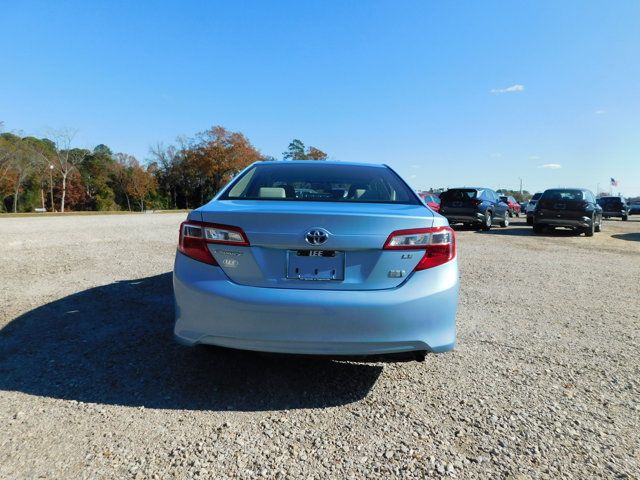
left=1, top=213, right=639, bottom=479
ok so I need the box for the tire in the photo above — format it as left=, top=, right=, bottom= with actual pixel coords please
left=508, top=210, right=514, bottom=218
left=526, top=216, right=533, bottom=226
left=532, top=223, right=544, bottom=234
left=595, top=220, right=602, bottom=232
left=499, top=211, right=509, bottom=228
left=584, top=217, right=595, bottom=237
left=515, top=212, right=520, bottom=218
left=482, top=211, right=492, bottom=231
left=622, top=215, right=628, bottom=221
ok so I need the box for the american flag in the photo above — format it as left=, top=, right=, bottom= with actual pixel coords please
left=610, top=178, right=618, bottom=187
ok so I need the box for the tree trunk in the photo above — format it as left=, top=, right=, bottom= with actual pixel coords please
left=140, top=198, right=144, bottom=212
left=60, top=173, right=67, bottom=213
left=13, top=183, right=19, bottom=213
left=125, top=193, right=131, bottom=211
left=41, top=187, right=45, bottom=209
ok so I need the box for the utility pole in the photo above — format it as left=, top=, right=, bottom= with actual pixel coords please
left=519, top=178, right=523, bottom=195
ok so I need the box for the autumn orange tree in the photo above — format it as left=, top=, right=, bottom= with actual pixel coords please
left=127, top=160, right=157, bottom=211
left=150, top=125, right=263, bottom=208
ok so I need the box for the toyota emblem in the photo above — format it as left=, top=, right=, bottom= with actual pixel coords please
left=305, top=229, right=329, bottom=246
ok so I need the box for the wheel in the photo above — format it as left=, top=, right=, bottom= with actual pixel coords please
left=532, top=223, right=544, bottom=234
left=508, top=210, right=514, bottom=218
left=482, top=211, right=492, bottom=231
left=515, top=212, right=520, bottom=217
left=526, top=216, right=533, bottom=226
left=584, top=217, right=595, bottom=237
left=595, top=220, right=602, bottom=232
left=499, top=211, right=509, bottom=228
left=622, top=215, right=628, bottom=221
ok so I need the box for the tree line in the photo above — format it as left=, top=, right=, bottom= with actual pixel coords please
left=0, top=123, right=327, bottom=213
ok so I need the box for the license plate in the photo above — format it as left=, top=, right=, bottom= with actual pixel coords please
left=287, top=250, right=345, bottom=280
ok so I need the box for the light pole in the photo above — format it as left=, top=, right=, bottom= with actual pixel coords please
left=49, top=164, right=55, bottom=212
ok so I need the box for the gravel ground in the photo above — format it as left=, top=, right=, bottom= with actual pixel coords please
left=1, top=213, right=639, bottom=479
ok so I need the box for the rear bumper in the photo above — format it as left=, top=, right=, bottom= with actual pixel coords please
left=534, top=216, right=592, bottom=228
left=443, top=212, right=484, bottom=224
left=173, top=253, right=459, bottom=356
left=602, top=211, right=626, bottom=217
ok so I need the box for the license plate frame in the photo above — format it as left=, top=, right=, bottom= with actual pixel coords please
left=286, top=250, right=345, bottom=281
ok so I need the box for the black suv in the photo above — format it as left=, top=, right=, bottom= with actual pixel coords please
left=597, top=196, right=630, bottom=221
left=533, top=188, right=603, bottom=237
left=439, top=187, right=509, bottom=230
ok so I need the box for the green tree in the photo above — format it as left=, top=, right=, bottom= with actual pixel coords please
left=283, top=139, right=306, bottom=160
left=80, top=146, right=118, bottom=210
left=283, top=139, right=328, bottom=160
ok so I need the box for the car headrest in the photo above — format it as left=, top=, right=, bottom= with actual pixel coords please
left=259, top=187, right=286, bottom=198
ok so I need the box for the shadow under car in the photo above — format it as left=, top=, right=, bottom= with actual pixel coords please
left=0, top=273, right=382, bottom=411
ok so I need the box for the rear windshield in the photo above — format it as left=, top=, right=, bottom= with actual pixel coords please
left=220, top=163, right=420, bottom=204
left=540, top=190, right=584, bottom=201
left=531, top=193, right=542, bottom=201
left=599, top=197, right=622, bottom=205
left=441, top=189, right=479, bottom=201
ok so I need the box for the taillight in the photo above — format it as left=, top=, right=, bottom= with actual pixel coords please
left=178, top=221, right=250, bottom=265
left=383, top=227, right=456, bottom=271
left=471, top=199, right=482, bottom=206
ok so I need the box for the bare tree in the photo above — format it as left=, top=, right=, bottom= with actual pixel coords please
left=149, top=143, right=180, bottom=208
left=49, top=129, right=86, bottom=212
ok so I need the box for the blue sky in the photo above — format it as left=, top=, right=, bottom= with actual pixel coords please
left=1, top=1, right=639, bottom=195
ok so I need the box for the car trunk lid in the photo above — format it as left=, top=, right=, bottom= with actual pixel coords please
left=197, top=200, right=435, bottom=290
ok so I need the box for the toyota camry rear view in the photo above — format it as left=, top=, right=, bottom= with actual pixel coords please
left=173, top=161, right=459, bottom=360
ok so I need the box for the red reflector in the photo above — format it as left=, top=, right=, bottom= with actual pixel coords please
left=414, top=242, right=456, bottom=271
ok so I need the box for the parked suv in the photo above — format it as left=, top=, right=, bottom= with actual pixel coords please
left=500, top=195, right=521, bottom=217
left=630, top=202, right=640, bottom=215
left=597, top=196, right=629, bottom=221
left=533, top=188, right=603, bottom=236
left=440, top=188, right=509, bottom=230
left=526, top=192, right=543, bottom=225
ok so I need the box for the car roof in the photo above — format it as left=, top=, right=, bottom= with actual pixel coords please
left=544, top=188, right=590, bottom=192
left=254, top=160, right=387, bottom=169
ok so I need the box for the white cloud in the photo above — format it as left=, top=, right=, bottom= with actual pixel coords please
left=529, top=155, right=540, bottom=160
left=539, top=163, right=562, bottom=169
left=490, top=84, right=525, bottom=94
left=595, top=109, right=606, bottom=115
